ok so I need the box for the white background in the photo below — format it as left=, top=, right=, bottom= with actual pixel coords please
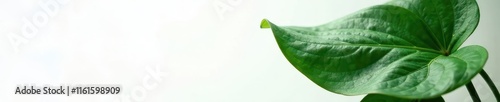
left=0, top=0, right=499, bottom=102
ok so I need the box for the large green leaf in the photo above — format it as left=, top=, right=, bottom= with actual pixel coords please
left=260, top=0, right=487, bottom=99
left=361, top=94, right=444, bottom=102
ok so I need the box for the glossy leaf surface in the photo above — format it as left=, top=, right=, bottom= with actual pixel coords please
left=260, top=0, right=487, bottom=99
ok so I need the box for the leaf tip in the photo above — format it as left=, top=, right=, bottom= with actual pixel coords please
left=260, top=19, right=271, bottom=29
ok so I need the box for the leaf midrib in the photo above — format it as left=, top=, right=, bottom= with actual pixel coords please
left=287, top=37, right=445, bottom=55
left=337, top=44, right=443, bottom=55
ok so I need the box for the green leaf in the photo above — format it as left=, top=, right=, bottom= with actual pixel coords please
left=383, top=0, right=481, bottom=53
left=361, top=94, right=444, bottom=102
left=260, top=0, right=486, bottom=99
